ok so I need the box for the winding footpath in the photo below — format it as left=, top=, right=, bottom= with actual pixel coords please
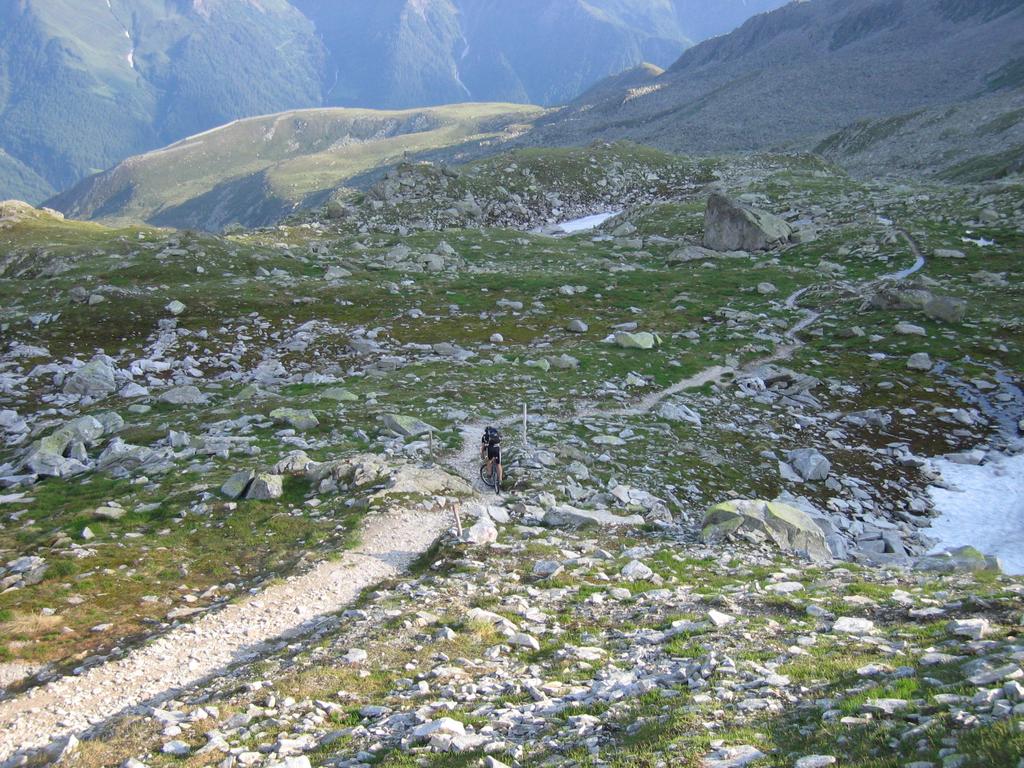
left=446, top=225, right=928, bottom=491
left=0, top=503, right=454, bottom=760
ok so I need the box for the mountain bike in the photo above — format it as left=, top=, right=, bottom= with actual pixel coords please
left=479, top=453, right=546, bottom=494
left=480, top=459, right=502, bottom=494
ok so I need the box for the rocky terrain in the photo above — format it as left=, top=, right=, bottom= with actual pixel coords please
left=0, top=144, right=1022, bottom=767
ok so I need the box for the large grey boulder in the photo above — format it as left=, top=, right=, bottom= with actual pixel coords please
left=270, top=408, right=319, bottom=431
left=21, top=415, right=107, bottom=477
left=703, top=192, right=793, bottom=252
left=701, top=499, right=832, bottom=562
left=245, top=473, right=284, bottom=500
left=786, top=449, right=831, bottom=481
left=221, top=470, right=256, bottom=499
left=382, top=414, right=435, bottom=437
left=543, top=505, right=645, bottom=528
left=924, top=295, right=967, bottom=324
left=915, top=546, right=1001, bottom=574
left=614, top=331, right=660, bottom=350
left=464, top=517, right=498, bottom=546
left=64, top=357, right=116, bottom=399
left=907, top=352, right=933, bottom=371
left=96, top=439, right=172, bottom=473
left=159, top=386, right=206, bottom=405
left=24, top=452, right=88, bottom=478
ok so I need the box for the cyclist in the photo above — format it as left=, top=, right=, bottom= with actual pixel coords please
left=480, top=426, right=503, bottom=490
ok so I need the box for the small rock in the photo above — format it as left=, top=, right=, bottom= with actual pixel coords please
left=245, top=473, right=284, bottom=501
left=708, top=609, right=735, bottom=627
left=510, top=632, right=541, bottom=651
left=161, top=740, right=190, bottom=756
left=343, top=648, right=368, bottom=665
left=947, top=618, right=990, bottom=640
left=412, top=718, right=465, bottom=740
left=831, top=617, right=875, bottom=635
left=795, top=758, right=837, bottom=768
left=621, top=560, right=654, bottom=581
left=907, top=352, right=933, bottom=371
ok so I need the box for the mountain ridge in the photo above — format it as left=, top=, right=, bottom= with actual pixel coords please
left=0, top=0, right=788, bottom=203
left=526, top=0, right=1024, bottom=165
left=46, top=103, right=542, bottom=231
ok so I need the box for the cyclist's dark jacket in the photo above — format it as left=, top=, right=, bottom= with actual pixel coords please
left=482, top=430, right=502, bottom=464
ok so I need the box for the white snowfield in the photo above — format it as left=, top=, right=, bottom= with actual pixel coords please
left=558, top=211, right=622, bottom=233
left=927, top=452, right=1024, bottom=575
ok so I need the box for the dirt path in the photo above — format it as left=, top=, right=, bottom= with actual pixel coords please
left=0, top=503, right=453, bottom=760
left=447, top=290, right=819, bottom=486
left=594, top=365, right=733, bottom=418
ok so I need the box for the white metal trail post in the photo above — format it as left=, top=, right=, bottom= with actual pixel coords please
left=522, top=403, right=528, bottom=450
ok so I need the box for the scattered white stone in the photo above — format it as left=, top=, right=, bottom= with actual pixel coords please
left=412, top=718, right=466, bottom=740
left=161, top=740, right=190, bottom=756
left=621, top=560, right=654, bottom=581
left=795, top=757, right=837, bottom=768
left=342, top=648, right=368, bottom=665
left=831, top=617, right=875, bottom=635
left=708, top=609, right=735, bottom=627
left=510, top=632, right=540, bottom=651
left=947, top=618, right=990, bottom=640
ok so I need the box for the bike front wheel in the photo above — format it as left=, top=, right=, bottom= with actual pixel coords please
left=490, top=462, right=501, bottom=494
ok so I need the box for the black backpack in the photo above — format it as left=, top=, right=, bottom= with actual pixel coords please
left=485, top=426, right=501, bottom=445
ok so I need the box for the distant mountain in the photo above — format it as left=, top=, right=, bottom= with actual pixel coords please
left=0, top=0, right=323, bottom=201
left=0, top=0, right=787, bottom=203
left=47, top=103, right=540, bottom=231
left=526, top=0, right=1024, bottom=171
left=296, top=0, right=785, bottom=109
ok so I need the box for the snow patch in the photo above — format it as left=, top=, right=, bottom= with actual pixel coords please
left=927, top=453, right=1024, bottom=575
left=962, top=236, right=995, bottom=247
left=557, top=211, right=622, bottom=234
left=885, top=254, right=925, bottom=281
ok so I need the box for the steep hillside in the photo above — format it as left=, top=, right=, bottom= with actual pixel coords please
left=0, top=0, right=323, bottom=201
left=527, top=0, right=1024, bottom=174
left=47, top=104, right=542, bottom=231
left=815, top=90, right=1024, bottom=180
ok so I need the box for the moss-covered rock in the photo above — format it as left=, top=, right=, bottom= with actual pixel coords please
left=702, top=499, right=832, bottom=562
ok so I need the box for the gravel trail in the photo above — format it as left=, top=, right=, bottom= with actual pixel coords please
left=0, top=504, right=451, bottom=759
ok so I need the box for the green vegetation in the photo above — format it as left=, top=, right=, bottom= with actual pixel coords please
left=48, top=103, right=542, bottom=231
